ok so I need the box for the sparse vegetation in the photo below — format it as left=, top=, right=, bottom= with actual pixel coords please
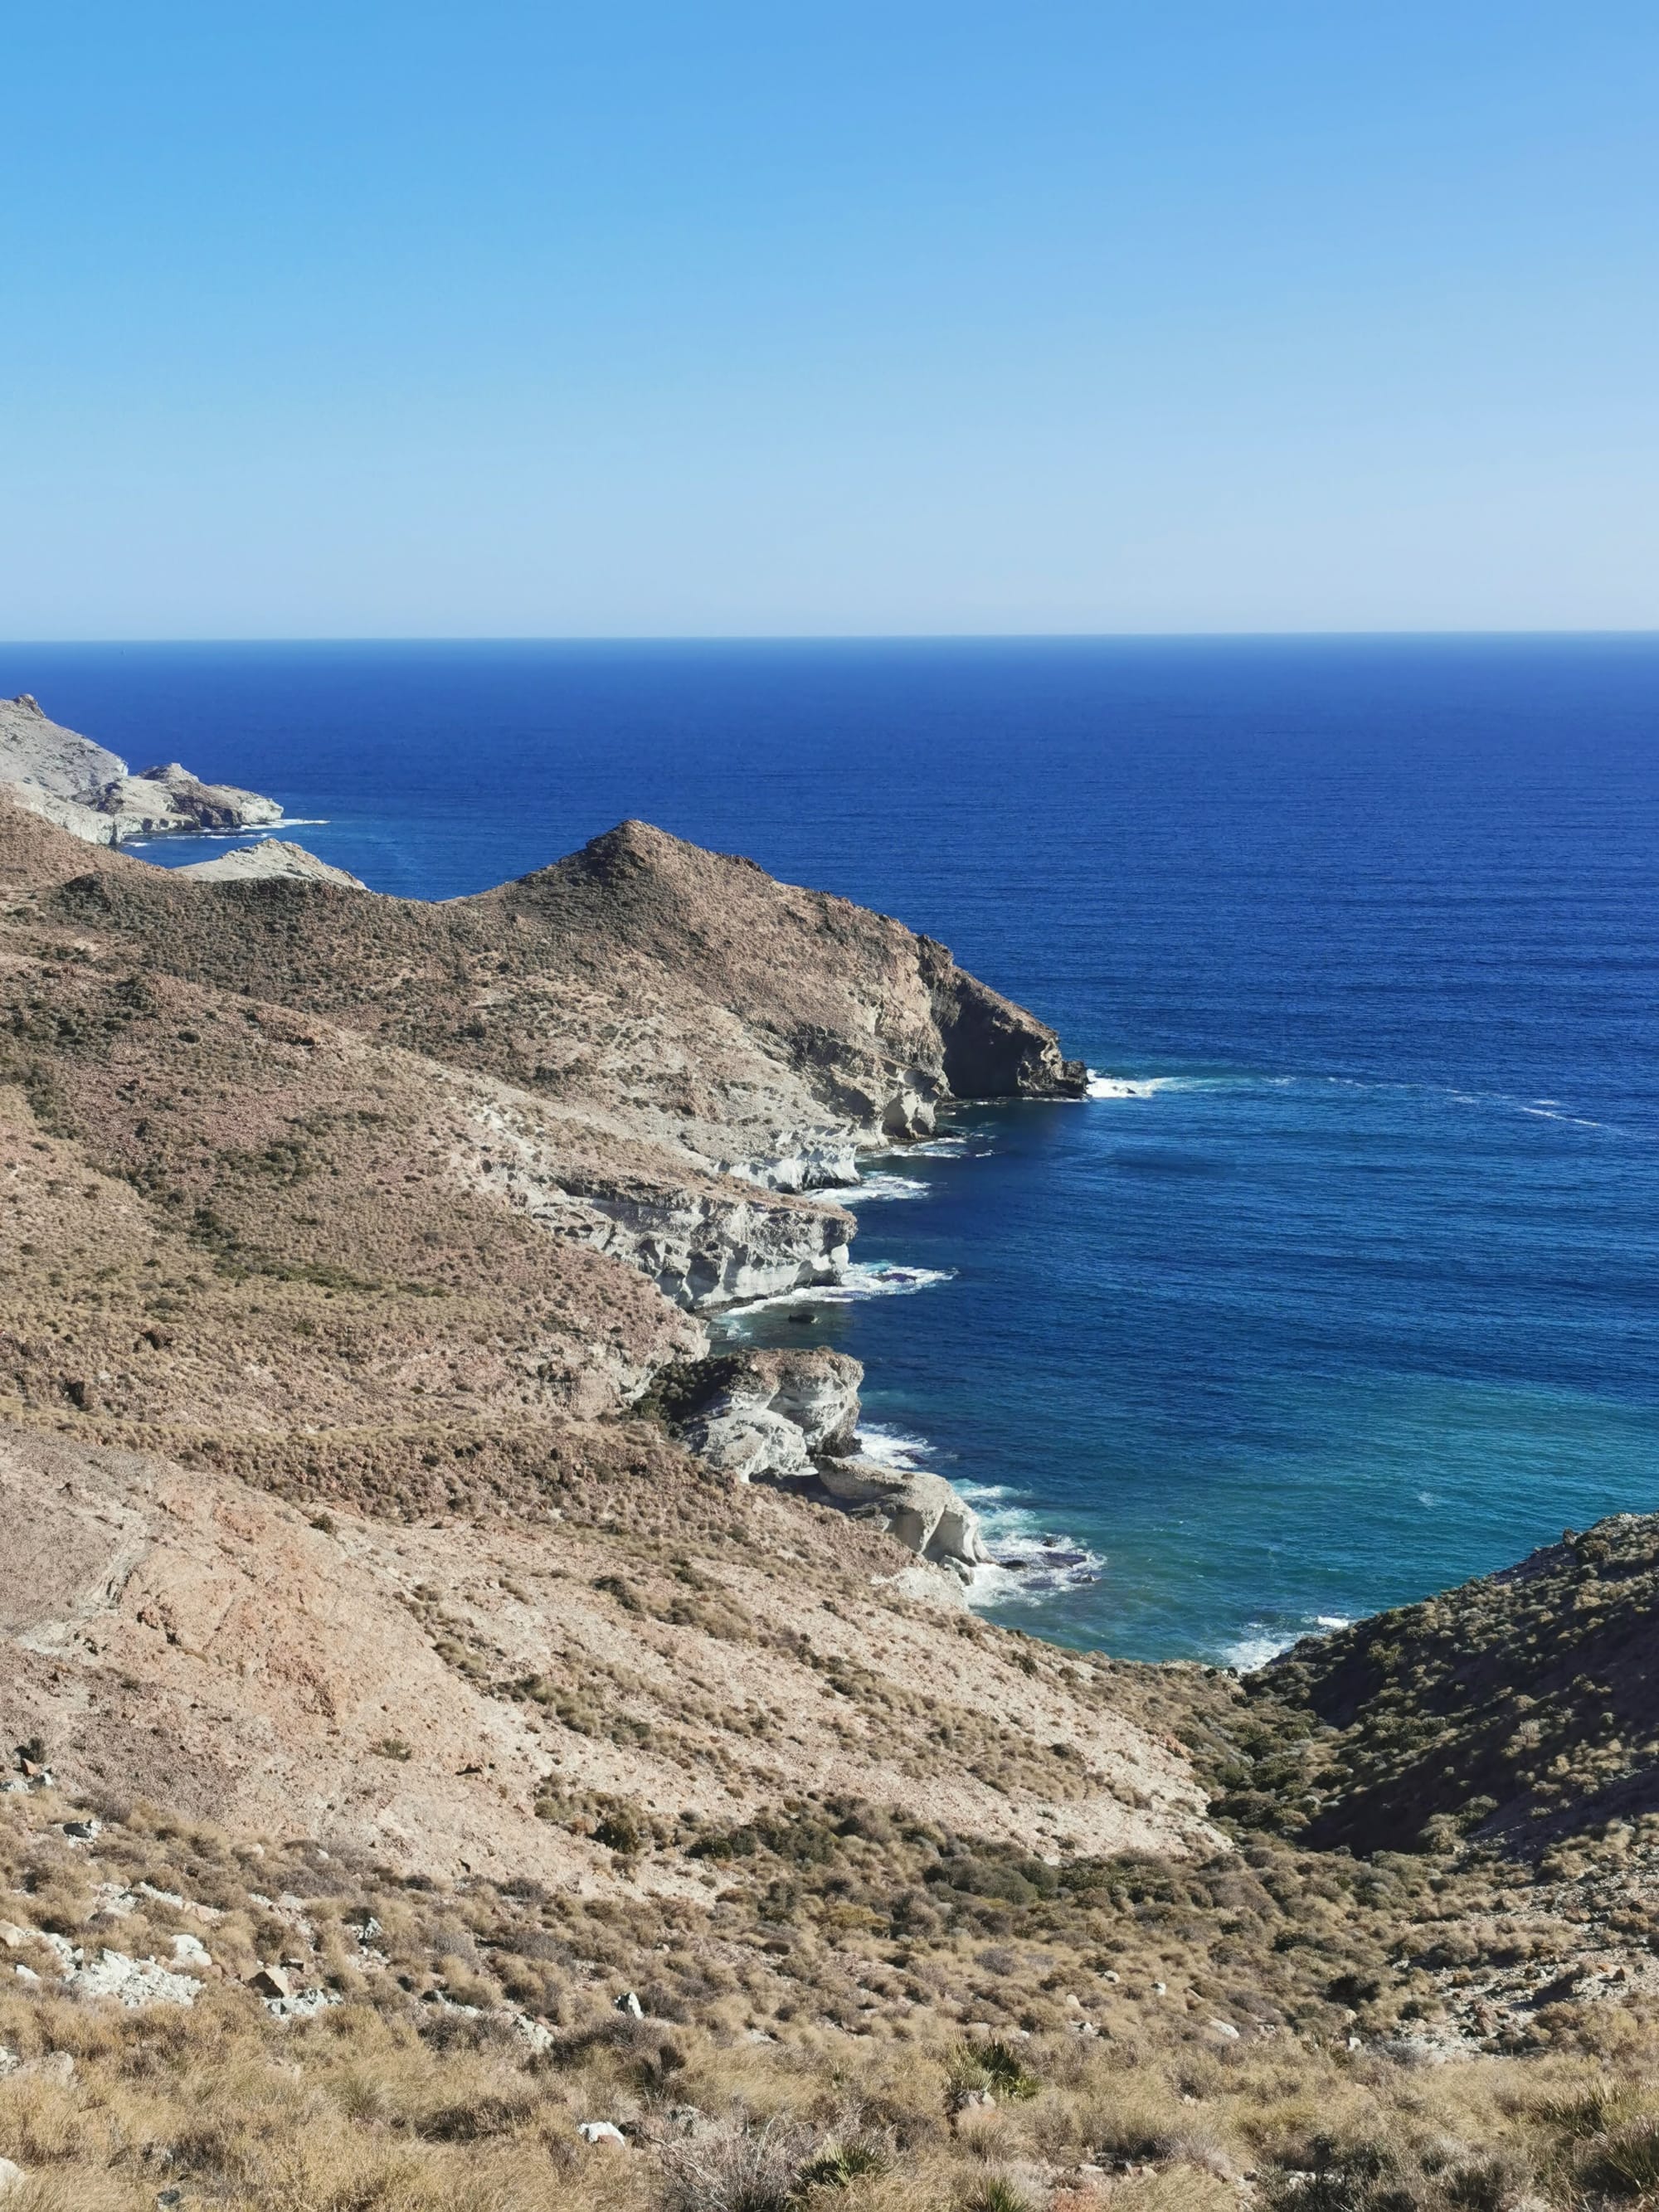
left=4, top=800, right=1659, bottom=2207
left=1, top=1767, right=1658, bottom=2207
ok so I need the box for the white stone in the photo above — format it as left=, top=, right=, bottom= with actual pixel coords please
left=65, top=1947, right=200, bottom=2007
left=265, top=1986, right=342, bottom=2021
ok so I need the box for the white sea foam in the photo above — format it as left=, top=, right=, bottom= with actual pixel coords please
left=1220, top=1632, right=1297, bottom=1673
left=1083, top=1068, right=1292, bottom=1101
left=1519, top=1106, right=1606, bottom=1129
left=717, top=1261, right=956, bottom=1323
left=953, top=1478, right=1106, bottom=1607
left=854, top=1422, right=935, bottom=1469
left=1220, top=1612, right=1352, bottom=1672
left=1085, top=1073, right=1170, bottom=1099
left=837, top=1174, right=929, bottom=1204
left=1435, top=1082, right=1624, bottom=1135
left=820, top=1261, right=954, bottom=1302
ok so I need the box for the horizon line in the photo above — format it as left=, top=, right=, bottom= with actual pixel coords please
left=5, top=626, right=1659, bottom=651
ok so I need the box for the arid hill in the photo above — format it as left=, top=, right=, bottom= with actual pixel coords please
left=4, top=790, right=1659, bottom=2211
left=1234, top=1514, right=1659, bottom=1856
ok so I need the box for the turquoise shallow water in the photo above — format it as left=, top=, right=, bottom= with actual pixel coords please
left=5, top=635, right=1657, bottom=1660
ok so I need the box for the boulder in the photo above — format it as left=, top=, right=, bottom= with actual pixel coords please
left=659, top=1348, right=863, bottom=1483
left=817, top=1458, right=990, bottom=1578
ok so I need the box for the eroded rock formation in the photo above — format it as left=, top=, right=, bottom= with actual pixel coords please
left=0, top=693, right=283, bottom=844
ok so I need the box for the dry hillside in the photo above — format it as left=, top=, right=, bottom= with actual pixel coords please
left=2, top=793, right=1658, bottom=2211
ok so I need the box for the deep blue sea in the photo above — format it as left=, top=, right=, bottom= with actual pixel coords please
left=7, top=638, right=1658, bottom=1665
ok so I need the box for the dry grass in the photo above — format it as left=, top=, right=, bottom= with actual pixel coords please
left=3, top=1792, right=1659, bottom=2209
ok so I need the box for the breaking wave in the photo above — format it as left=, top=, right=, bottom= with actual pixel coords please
left=956, top=1479, right=1107, bottom=1609
left=836, top=1174, right=929, bottom=1204
left=1219, top=1612, right=1353, bottom=1673
left=716, top=1262, right=956, bottom=1326
left=1084, top=1068, right=1295, bottom=1101
left=822, top=1261, right=955, bottom=1301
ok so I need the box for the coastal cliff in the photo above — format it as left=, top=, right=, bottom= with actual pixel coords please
left=1, top=769, right=1656, bottom=2209
left=0, top=793, right=1078, bottom=1590
left=0, top=692, right=283, bottom=843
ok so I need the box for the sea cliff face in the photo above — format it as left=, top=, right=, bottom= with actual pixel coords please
left=0, top=693, right=283, bottom=843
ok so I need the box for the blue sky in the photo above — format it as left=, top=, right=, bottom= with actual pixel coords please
left=5, top=3, right=1657, bottom=636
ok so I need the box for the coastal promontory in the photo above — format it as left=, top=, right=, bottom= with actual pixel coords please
left=0, top=691, right=284, bottom=843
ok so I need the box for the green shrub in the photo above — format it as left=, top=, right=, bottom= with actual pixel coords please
left=946, top=2038, right=1039, bottom=2106
left=956, top=2183, right=1034, bottom=2212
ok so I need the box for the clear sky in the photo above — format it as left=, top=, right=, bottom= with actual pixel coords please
left=5, top=3, right=1657, bottom=638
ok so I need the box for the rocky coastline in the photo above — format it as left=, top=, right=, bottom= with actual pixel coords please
left=0, top=732, right=1082, bottom=1607
left=5, top=707, right=1659, bottom=2208
left=0, top=691, right=285, bottom=845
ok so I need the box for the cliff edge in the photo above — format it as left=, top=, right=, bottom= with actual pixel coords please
left=0, top=692, right=283, bottom=843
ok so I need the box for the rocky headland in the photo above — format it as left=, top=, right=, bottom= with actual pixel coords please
left=1, top=741, right=1657, bottom=2212
left=0, top=692, right=284, bottom=845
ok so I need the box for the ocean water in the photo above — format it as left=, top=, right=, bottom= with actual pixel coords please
left=7, top=636, right=1659, bottom=1664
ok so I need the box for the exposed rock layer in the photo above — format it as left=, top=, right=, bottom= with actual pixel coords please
left=0, top=693, right=282, bottom=844
left=174, top=839, right=365, bottom=887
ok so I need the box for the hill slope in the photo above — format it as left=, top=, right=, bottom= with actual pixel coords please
left=3, top=789, right=1659, bottom=2211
